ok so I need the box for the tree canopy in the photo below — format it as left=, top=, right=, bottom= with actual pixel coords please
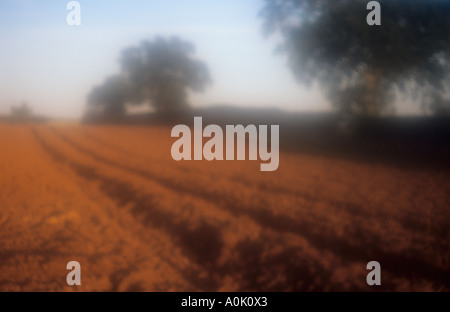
left=11, top=102, right=32, bottom=120
left=260, top=0, right=450, bottom=115
left=87, top=36, right=211, bottom=118
left=87, top=75, right=130, bottom=117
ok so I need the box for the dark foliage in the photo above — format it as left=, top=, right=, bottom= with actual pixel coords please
left=87, top=36, right=211, bottom=118
left=260, top=0, right=450, bottom=115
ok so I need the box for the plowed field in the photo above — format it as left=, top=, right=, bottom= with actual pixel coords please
left=0, top=124, right=448, bottom=291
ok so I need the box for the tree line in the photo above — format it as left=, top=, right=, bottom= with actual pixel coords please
left=87, top=0, right=450, bottom=120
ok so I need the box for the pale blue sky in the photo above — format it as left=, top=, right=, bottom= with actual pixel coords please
left=0, top=0, right=335, bottom=118
left=0, top=1, right=416, bottom=118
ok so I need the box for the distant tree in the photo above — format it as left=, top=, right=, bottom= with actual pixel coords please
left=87, top=36, right=211, bottom=119
left=424, top=92, right=450, bottom=116
left=11, top=102, right=32, bottom=120
left=87, top=74, right=131, bottom=118
left=120, top=36, right=211, bottom=113
left=260, top=0, right=450, bottom=116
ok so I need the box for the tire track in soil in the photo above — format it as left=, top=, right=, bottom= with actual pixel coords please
left=33, top=127, right=347, bottom=291
left=31, top=127, right=221, bottom=291
left=44, top=128, right=346, bottom=291
left=80, top=126, right=437, bottom=238
left=48, top=127, right=450, bottom=289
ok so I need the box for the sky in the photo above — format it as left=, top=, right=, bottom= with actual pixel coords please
left=0, top=0, right=418, bottom=118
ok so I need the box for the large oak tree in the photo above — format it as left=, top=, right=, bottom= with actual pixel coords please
left=88, top=36, right=211, bottom=117
left=260, top=0, right=450, bottom=115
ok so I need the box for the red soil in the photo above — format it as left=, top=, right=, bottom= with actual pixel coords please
left=0, top=124, right=448, bottom=291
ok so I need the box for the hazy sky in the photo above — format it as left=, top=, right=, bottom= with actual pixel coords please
left=0, top=0, right=332, bottom=118
left=0, top=0, right=419, bottom=118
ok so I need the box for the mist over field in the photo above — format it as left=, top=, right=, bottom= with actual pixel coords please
left=0, top=0, right=449, bottom=292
